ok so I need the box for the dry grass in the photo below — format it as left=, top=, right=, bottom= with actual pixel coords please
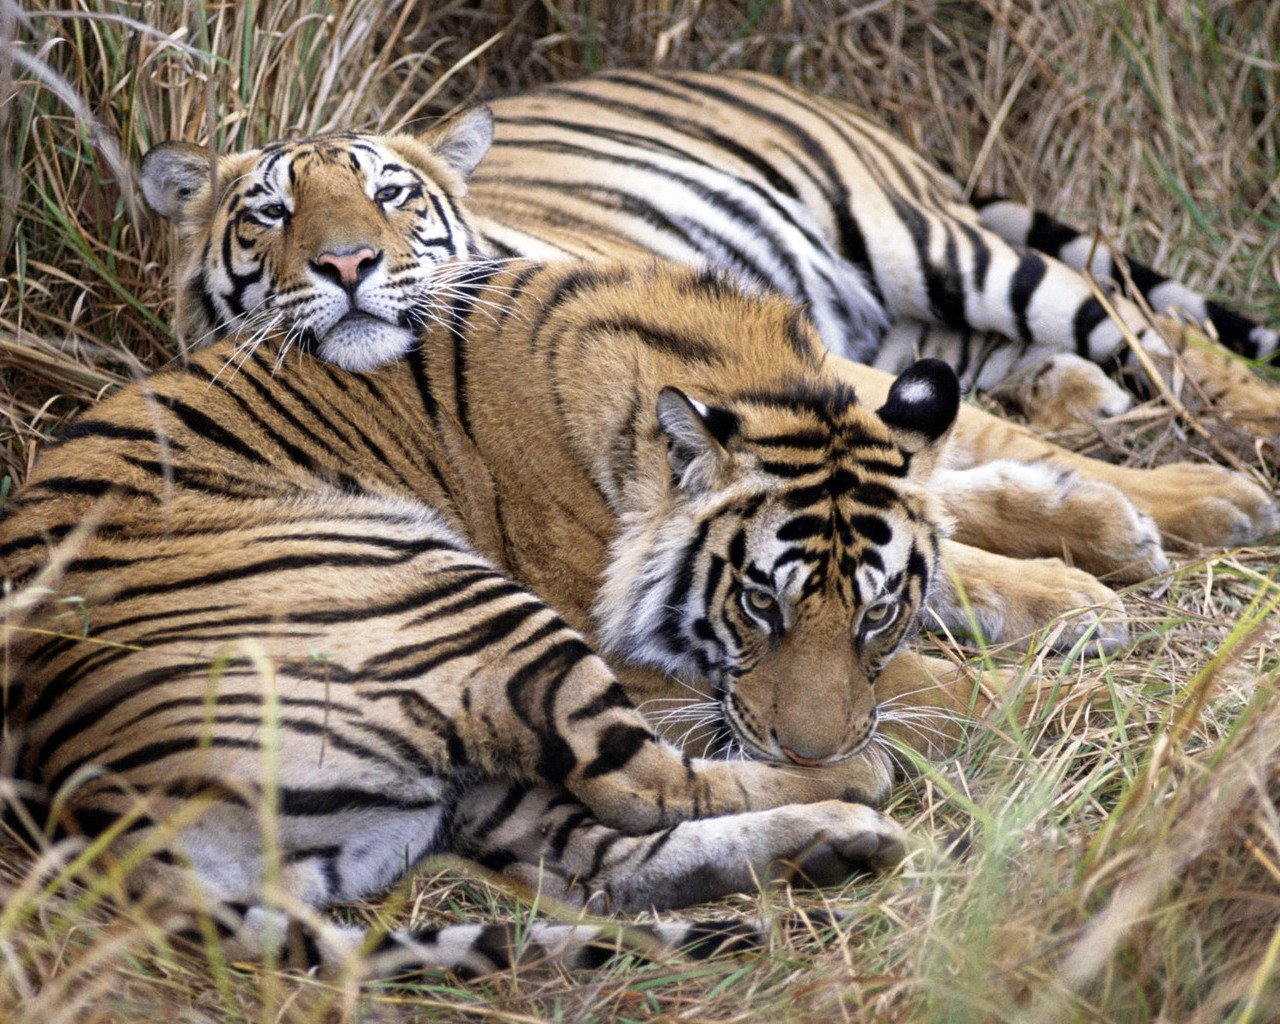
left=1, top=1, right=1279, bottom=1021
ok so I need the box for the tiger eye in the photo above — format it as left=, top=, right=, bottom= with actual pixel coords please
left=747, top=590, right=776, bottom=612
left=864, top=603, right=891, bottom=622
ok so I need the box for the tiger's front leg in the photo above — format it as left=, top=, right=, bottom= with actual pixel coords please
left=451, top=783, right=906, bottom=913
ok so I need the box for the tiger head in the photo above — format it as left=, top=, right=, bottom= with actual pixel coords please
left=598, top=359, right=959, bottom=768
left=139, top=109, right=493, bottom=371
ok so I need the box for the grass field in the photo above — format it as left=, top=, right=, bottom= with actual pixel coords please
left=2, top=1, right=1279, bottom=1021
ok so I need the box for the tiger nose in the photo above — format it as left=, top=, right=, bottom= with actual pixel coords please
left=312, top=246, right=381, bottom=288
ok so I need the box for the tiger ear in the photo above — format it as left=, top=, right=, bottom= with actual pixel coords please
left=419, top=104, right=493, bottom=179
left=655, top=387, right=740, bottom=495
left=139, top=141, right=212, bottom=222
left=876, top=358, right=960, bottom=476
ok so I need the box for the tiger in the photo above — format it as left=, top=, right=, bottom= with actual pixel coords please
left=140, top=72, right=1280, bottom=439
left=465, top=70, right=1280, bottom=436
left=1, top=258, right=1005, bottom=976
left=138, top=105, right=495, bottom=371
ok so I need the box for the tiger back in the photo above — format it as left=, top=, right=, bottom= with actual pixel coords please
left=469, top=69, right=1279, bottom=424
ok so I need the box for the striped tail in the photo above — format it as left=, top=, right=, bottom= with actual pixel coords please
left=975, top=197, right=1278, bottom=362
left=176, top=901, right=765, bottom=980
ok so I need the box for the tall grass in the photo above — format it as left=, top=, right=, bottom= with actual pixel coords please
left=1, top=1, right=1278, bottom=1021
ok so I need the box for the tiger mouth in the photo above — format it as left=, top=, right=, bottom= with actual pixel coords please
left=315, top=312, right=415, bottom=372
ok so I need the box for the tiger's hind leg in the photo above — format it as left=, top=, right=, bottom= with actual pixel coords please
left=451, top=782, right=906, bottom=913
left=976, top=198, right=1280, bottom=443
left=139, top=866, right=765, bottom=979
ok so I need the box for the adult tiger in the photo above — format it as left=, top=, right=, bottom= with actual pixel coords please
left=136, top=114, right=1277, bottom=591
left=3, top=259, right=1011, bottom=974
left=138, top=107, right=494, bottom=371
left=139, top=73, right=1280, bottom=435
left=467, top=70, right=1279, bottom=432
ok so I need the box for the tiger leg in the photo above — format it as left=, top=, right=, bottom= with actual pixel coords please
left=451, top=782, right=906, bottom=912
left=864, top=199, right=1279, bottom=435
left=826, top=356, right=1278, bottom=549
left=989, top=316, right=1280, bottom=444
left=934, top=540, right=1129, bottom=653
left=881, top=299, right=1280, bottom=445
left=877, top=320, right=1135, bottom=428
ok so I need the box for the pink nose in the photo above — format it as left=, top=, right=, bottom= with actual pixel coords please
left=313, top=247, right=380, bottom=288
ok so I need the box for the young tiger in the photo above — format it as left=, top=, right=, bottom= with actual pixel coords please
left=3, top=259, right=1015, bottom=975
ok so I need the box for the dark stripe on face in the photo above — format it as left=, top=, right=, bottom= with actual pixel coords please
left=661, top=519, right=712, bottom=650
left=444, top=262, right=502, bottom=439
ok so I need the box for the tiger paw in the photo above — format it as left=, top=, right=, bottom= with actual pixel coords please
left=763, top=801, right=907, bottom=887
left=1153, top=317, right=1280, bottom=454
left=994, top=352, right=1134, bottom=431
left=1115, top=462, right=1278, bottom=547
left=936, top=463, right=1168, bottom=583
left=936, top=543, right=1130, bottom=654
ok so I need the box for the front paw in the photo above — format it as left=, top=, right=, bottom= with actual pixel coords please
left=1123, top=463, right=1278, bottom=547
left=766, top=801, right=907, bottom=887
left=936, top=544, right=1130, bottom=654
left=938, top=463, right=1168, bottom=583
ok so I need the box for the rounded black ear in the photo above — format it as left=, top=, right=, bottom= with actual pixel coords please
left=139, top=141, right=211, bottom=220
left=876, top=358, right=960, bottom=451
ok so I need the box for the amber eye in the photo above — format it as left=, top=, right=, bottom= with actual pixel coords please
left=741, top=588, right=781, bottom=633
left=260, top=202, right=288, bottom=220
left=375, top=184, right=404, bottom=204
left=864, top=603, right=891, bottom=623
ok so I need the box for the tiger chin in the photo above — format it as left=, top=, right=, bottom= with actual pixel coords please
left=139, top=107, right=495, bottom=370
left=1, top=259, right=969, bottom=979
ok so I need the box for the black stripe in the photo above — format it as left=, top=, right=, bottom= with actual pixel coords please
left=1009, top=253, right=1048, bottom=345
left=580, top=723, right=652, bottom=780
left=111, top=542, right=451, bottom=603
left=56, top=420, right=178, bottom=447
left=158, top=394, right=270, bottom=465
